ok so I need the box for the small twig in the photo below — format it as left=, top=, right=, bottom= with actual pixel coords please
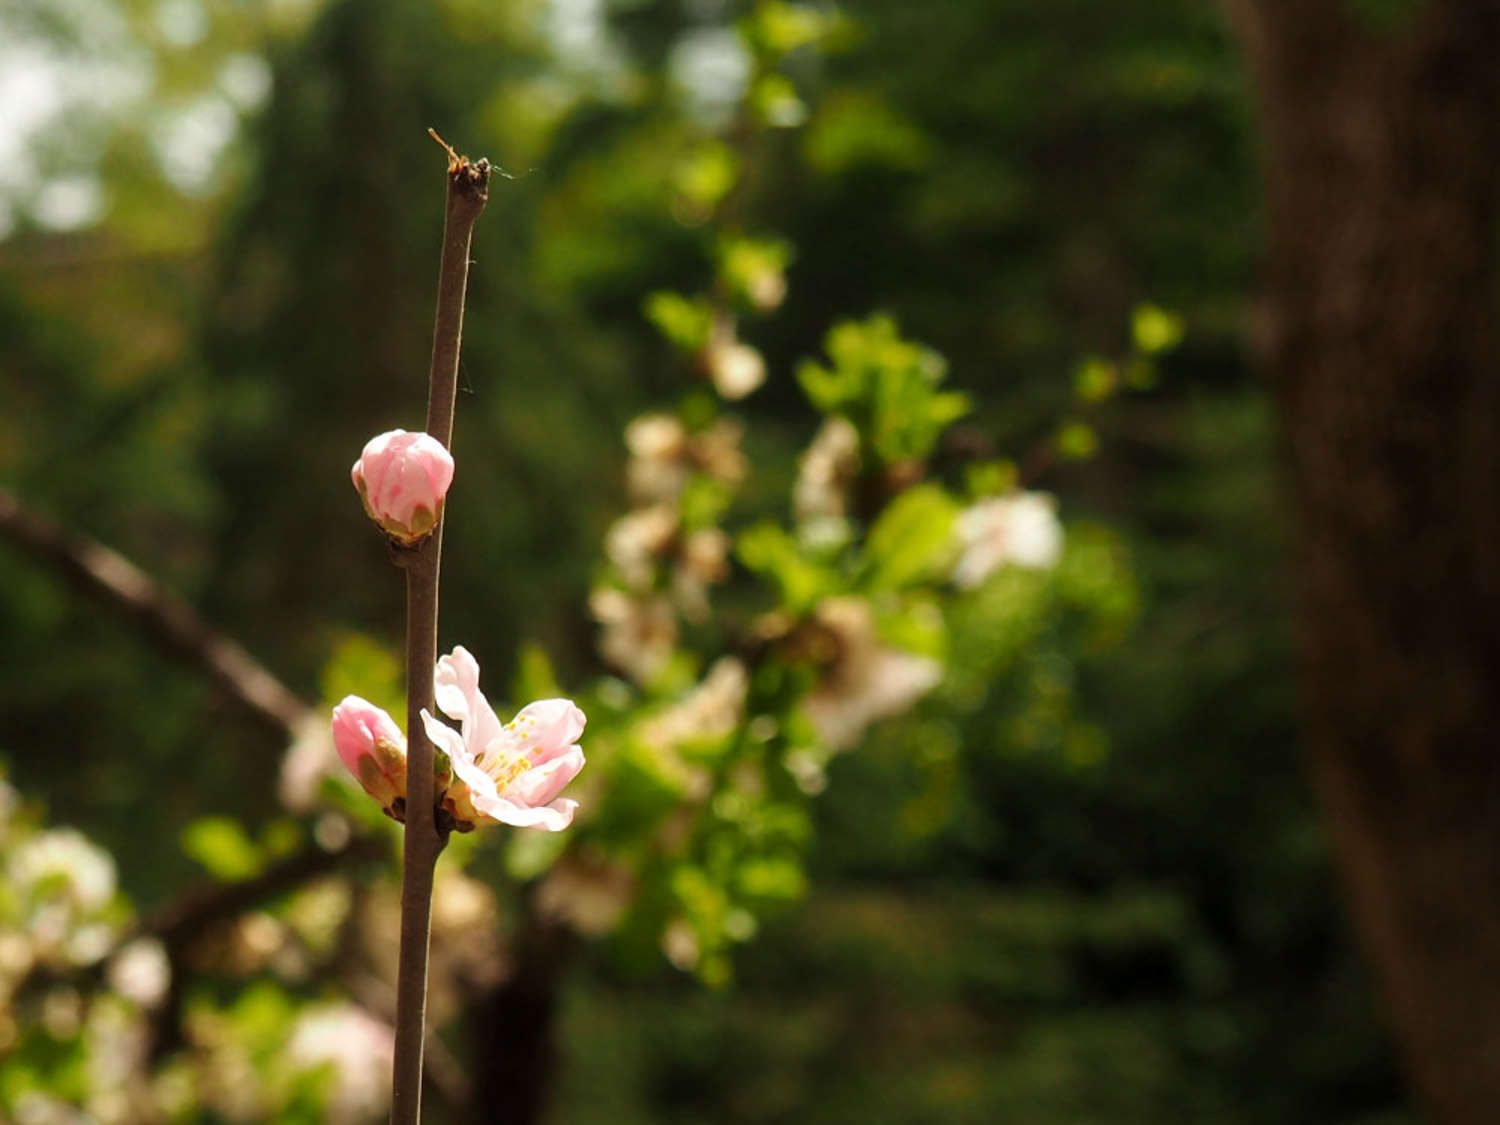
left=0, top=486, right=313, bottom=739
left=142, top=836, right=380, bottom=953
left=389, top=133, right=490, bottom=1125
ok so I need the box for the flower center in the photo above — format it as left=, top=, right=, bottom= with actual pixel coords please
left=477, top=714, right=540, bottom=793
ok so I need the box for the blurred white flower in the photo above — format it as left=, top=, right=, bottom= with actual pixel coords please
left=605, top=504, right=679, bottom=590
left=746, top=268, right=787, bottom=312
left=794, top=417, right=860, bottom=522
left=637, top=657, right=748, bottom=751
left=279, top=711, right=339, bottom=812
left=592, top=590, right=678, bottom=686
left=108, top=937, right=171, bottom=1009
left=952, top=492, right=1063, bottom=588
left=705, top=338, right=766, bottom=399
left=537, top=853, right=636, bottom=936
left=625, top=413, right=690, bottom=503
left=689, top=418, right=749, bottom=487
left=287, top=1004, right=393, bottom=1125
left=10, top=828, right=116, bottom=911
left=673, top=526, right=731, bottom=622
left=802, top=597, right=942, bottom=751
left=623, top=414, right=746, bottom=505
left=662, top=918, right=700, bottom=972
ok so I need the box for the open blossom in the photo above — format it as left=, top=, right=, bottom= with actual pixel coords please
left=351, top=429, right=455, bottom=546
left=331, top=696, right=408, bottom=821
left=952, top=491, right=1063, bottom=588
left=421, top=646, right=586, bottom=832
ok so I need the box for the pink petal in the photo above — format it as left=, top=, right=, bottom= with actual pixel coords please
left=507, top=746, right=585, bottom=808
left=470, top=792, right=578, bottom=832
left=509, top=698, right=587, bottom=761
left=354, top=430, right=454, bottom=527
left=331, top=696, right=404, bottom=773
left=434, top=646, right=503, bottom=753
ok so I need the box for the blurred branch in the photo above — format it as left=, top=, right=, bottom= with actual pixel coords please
left=14, top=831, right=385, bottom=1061
left=0, top=486, right=314, bottom=738
left=141, top=831, right=385, bottom=1061
left=140, top=833, right=382, bottom=954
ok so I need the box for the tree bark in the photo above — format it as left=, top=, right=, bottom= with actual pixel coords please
left=1230, top=2, right=1500, bottom=1120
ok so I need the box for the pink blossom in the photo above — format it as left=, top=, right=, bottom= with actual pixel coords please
left=421, top=646, right=586, bottom=832
left=331, top=696, right=409, bottom=820
left=351, top=429, right=455, bottom=546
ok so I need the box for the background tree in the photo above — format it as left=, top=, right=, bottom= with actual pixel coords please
left=1232, top=2, right=1500, bottom=1121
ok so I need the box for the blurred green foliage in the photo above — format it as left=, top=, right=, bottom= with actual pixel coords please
left=0, top=0, right=1415, bottom=1122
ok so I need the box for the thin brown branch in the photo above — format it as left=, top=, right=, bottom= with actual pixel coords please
left=390, top=136, right=490, bottom=1125
left=0, top=486, right=313, bottom=738
left=348, top=972, right=473, bottom=1118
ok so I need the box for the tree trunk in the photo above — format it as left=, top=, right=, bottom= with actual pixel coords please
left=1230, top=2, right=1500, bottom=1120
left=464, top=901, right=574, bottom=1125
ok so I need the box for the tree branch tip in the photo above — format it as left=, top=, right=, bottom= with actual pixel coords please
left=428, top=127, right=492, bottom=202
left=428, top=127, right=461, bottom=172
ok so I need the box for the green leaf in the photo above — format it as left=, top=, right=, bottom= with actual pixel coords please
left=679, top=474, right=733, bottom=530
left=796, top=357, right=853, bottom=414
left=513, top=642, right=561, bottom=704
left=671, top=142, right=739, bottom=211
left=737, top=856, right=808, bottom=902
left=736, top=522, right=837, bottom=612
left=181, top=816, right=263, bottom=881
left=320, top=633, right=403, bottom=720
left=804, top=92, right=934, bottom=177
left=861, top=484, right=959, bottom=591
left=717, top=234, right=794, bottom=310
left=1073, top=356, right=1119, bottom=404
left=965, top=459, right=1018, bottom=498
left=877, top=596, right=948, bottom=659
left=1131, top=303, right=1184, bottom=355
left=644, top=291, right=714, bottom=353
left=506, top=825, right=570, bottom=881
left=751, top=74, right=807, bottom=129
left=1056, top=420, right=1100, bottom=461
left=744, top=1, right=830, bottom=56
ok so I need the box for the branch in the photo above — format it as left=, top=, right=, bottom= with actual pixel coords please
left=0, top=486, right=314, bottom=739
left=390, top=131, right=490, bottom=1125
left=144, top=832, right=387, bottom=1059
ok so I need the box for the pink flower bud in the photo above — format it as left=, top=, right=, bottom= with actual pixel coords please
left=331, top=696, right=409, bottom=821
left=351, top=430, right=455, bottom=546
